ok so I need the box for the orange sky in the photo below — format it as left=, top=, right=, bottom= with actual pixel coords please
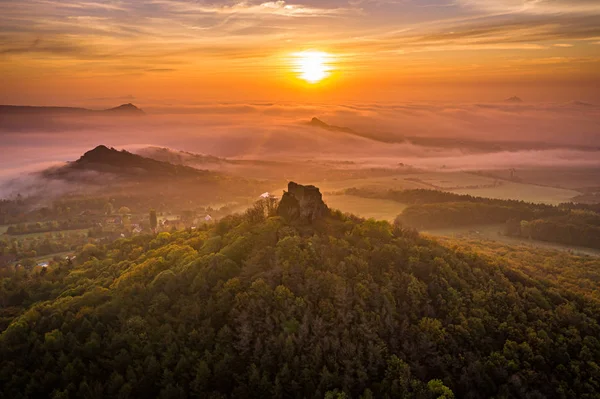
left=1, top=0, right=600, bottom=105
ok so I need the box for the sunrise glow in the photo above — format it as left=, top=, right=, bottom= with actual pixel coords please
left=293, top=51, right=332, bottom=84
left=2, top=1, right=600, bottom=397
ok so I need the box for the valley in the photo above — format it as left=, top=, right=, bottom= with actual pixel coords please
left=4, top=1, right=600, bottom=395
left=1, top=114, right=600, bottom=399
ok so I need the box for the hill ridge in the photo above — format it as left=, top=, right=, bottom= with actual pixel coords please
left=45, top=145, right=210, bottom=180
left=0, top=103, right=145, bottom=115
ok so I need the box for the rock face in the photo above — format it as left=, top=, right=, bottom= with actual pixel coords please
left=278, top=182, right=329, bottom=223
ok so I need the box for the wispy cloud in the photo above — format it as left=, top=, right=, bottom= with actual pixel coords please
left=1, top=0, right=599, bottom=101
left=459, top=0, right=600, bottom=15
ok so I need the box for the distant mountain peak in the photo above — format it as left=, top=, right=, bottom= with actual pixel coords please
left=308, top=117, right=355, bottom=134
left=77, top=145, right=118, bottom=162
left=307, top=117, right=402, bottom=144
left=570, top=100, right=594, bottom=107
left=89, top=144, right=112, bottom=153
left=104, top=103, right=145, bottom=114
left=310, top=117, right=329, bottom=127
left=42, top=145, right=210, bottom=181
left=505, top=96, right=523, bottom=103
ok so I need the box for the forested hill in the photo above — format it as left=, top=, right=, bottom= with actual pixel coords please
left=44, top=145, right=213, bottom=180
left=2, top=200, right=600, bottom=398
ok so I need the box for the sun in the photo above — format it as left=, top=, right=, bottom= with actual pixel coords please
left=293, top=51, right=332, bottom=84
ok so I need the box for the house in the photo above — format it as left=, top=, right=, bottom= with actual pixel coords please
left=132, top=224, right=143, bottom=234
left=37, top=262, right=49, bottom=268
left=79, top=210, right=96, bottom=216
left=205, top=214, right=213, bottom=222
left=107, top=216, right=122, bottom=225
left=260, top=192, right=278, bottom=200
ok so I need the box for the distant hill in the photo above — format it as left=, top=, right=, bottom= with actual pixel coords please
left=44, top=145, right=210, bottom=181
left=569, top=100, right=595, bottom=108
left=306, top=117, right=400, bottom=143
left=136, top=146, right=228, bottom=166
left=305, top=117, right=600, bottom=152
left=306, top=117, right=536, bottom=150
left=504, top=96, right=523, bottom=103
left=308, top=117, right=358, bottom=135
left=101, top=103, right=145, bottom=115
left=0, top=103, right=145, bottom=116
left=137, top=146, right=283, bottom=168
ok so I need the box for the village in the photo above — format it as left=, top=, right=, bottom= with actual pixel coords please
left=0, top=192, right=277, bottom=272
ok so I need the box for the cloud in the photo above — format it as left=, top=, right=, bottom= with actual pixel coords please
left=458, top=0, right=600, bottom=15
left=1, top=100, right=598, bottom=163
left=1, top=0, right=600, bottom=101
left=88, top=94, right=137, bottom=101
left=339, top=14, right=600, bottom=54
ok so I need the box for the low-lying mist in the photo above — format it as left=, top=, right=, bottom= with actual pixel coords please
left=1, top=100, right=599, bottom=198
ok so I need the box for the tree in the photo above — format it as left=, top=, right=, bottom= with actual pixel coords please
left=119, top=207, right=131, bottom=228
left=504, top=218, right=521, bottom=236
left=150, top=210, right=158, bottom=233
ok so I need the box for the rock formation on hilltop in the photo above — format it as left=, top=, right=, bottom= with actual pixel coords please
left=277, top=182, right=329, bottom=223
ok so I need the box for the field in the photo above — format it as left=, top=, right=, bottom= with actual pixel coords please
left=323, top=194, right=407, bottom=222
left=450, top=181, right=580, bottom=205
left=423, top=224, right=600, bottom=257
left=476, top=167, right=600, bottom=191
left=2, top=228, right=90, bottom=239
left=312, top=175, right=425, bottom=193
left=267, top=170, right=582, bottom=225
left=298, top=170, right=581, bottom=206
left=33, top=251, right=72, bottom=264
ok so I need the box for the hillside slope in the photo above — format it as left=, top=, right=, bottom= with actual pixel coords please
left=1, top=202, right=600, bottom=398
left=44, top=145, right=213, bottom=181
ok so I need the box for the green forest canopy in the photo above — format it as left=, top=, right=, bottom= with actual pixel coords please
left=1, top=203, right=600, bottom=398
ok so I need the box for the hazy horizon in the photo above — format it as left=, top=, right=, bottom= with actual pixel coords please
left=2, top=0, right=600, bottom=105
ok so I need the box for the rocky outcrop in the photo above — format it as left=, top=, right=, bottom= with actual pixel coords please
left=277, top=182, right=329, bottom=223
